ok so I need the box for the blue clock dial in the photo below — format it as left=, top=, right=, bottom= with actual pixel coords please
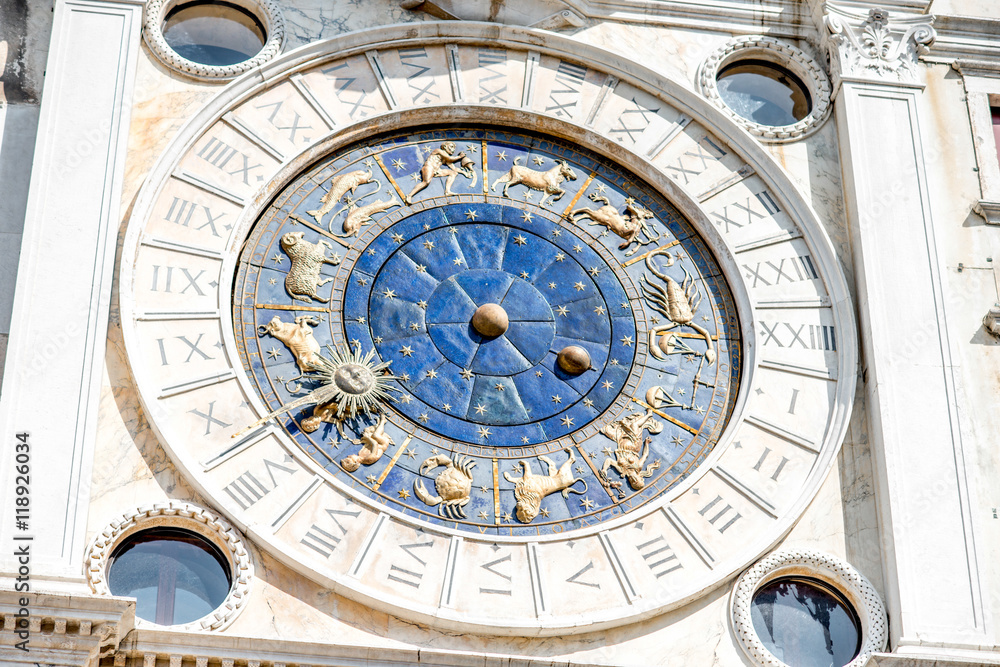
left=232, top=127, right=741, bottom=537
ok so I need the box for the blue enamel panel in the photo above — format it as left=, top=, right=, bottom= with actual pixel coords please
left=232, top=127, right=744, bottom=537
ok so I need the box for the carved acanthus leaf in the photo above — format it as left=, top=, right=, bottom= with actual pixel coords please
left=824, top=5, right=935, bottom=87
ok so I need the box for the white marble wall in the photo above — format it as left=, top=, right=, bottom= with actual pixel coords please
left=78, top=3, right=894, bottom=663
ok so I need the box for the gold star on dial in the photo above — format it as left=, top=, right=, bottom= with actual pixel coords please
left=580, top=497, right=594, bottom=509
left=539, top=507, right=550, bottom=518
left=589, top=267, right=601, bottom=276
left=356, top=317, right=366, bottom=324
left=268, top=278, right=277, bottom=285
left=266, top=347, right=280, bottom=359
left=573, top=244, right=583, bottom=253
left=474, top=403, right=487, bottom=415
left=415, top=264, right=427, bottom=272
left=426, top=368, right=438, bottom=379
left=535, top=370, right=543, bottom=377
left=382, top=289, right=396, bottom=299
left=551, top=228, right=562, bottom=237
left=478, top=511, right=489, bottom=520
left=548, top=282, right=557, bottom=289
left=514, top=234, right=527, bottom=246
left=465, top=209, right=479, bottom=220
left=417, top=300, right=428, bottom=309
left=478, top=426, right=492, bottom=439
left=405, top=447, right=417, bottom=459
left=442, top=403, right=451, bottom=412
left=400, top=345, right=413, bottom=356
left=399, top=395, right=412, bottom=404
left=555, top=305, right=569, bottom=316
left=419, top=413, right=430, bottom=422
left=519, top=271, right=530, bottom=279
left=551, top=395, right=562, bottom=404
left=621, top=336, right=633, bottom=347
left=461, top=368, right=474, bottom=380
left=595, top=182, right=607, bottom=194
left=502, top=512, right=513, bottom=523
left=521, top=211, right=533, bottom=223
left=594, top=306, right=606, bottom=315
left=496, top=150, right=508, bottom=161
left=453, top=258, right=463, bottom=265
left=602, top=380, right=614, bottom=389
left=409, top=322, right=421, bottom=331
left=357, top=277, right=369, bottom=285
left=392, top=233, right=404, bottom=243
left=271, top=253, right=284, bottom=265
left=573, top=282, right=585, bottom=291
left=555, top=253, right=565, bottom=262
left=391, top=158, right=406, bottom=171
left=532, top=156, right=544, bottom=165
left=522, top=436, right=530, bottom=443
left=561, top=416, right=574, bottom=427
left=480, top=486, right=490, bottom=494
left=583, top=398, right=594, bottom=408
left=398, top=489, right=411, bottom=499
left=695, top=405, right=706, bottom=414
left=366, top=474, right=377, bottom=484
left=494, top=383, right=505, bottom=391
left=423, top=239, right=435, bottom=250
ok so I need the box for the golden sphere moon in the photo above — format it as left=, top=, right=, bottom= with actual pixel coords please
left=557, top=345, right=592, bottom=375
left=471, top=303, right=509, bottom=337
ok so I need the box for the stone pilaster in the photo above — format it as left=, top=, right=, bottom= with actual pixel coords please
left=823, top=1, right=991, bottom=654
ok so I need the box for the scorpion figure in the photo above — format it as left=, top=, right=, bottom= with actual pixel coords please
left=413, top=454, right=476, bottom=519
left=641, top=249, right=716, bottom=364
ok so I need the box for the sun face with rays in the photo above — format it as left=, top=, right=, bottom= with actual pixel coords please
left=307, top=344, right=398, bottom=419
left=234, top=344, right=399, bottom=438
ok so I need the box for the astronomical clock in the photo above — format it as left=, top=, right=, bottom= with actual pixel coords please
left=119, top=24, right=855, bottom=634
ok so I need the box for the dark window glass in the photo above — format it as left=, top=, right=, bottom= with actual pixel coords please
left=750, top=578, right=861, bottom=667
left=108, top=529, right=232, bottom=626
left=991, top=107, right=1000, bottom=167
left=162, top=1, right=266, bottom=67
left=717, top=60, right=812, bottom=127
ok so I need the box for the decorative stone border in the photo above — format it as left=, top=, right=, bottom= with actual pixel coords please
left=698, top=36, right=832, bottom=143
left=731, top=550, right=888, bottom=667
left=143, top=0, right=285, bottom=81
left=86, top=501, right=254, bottom=632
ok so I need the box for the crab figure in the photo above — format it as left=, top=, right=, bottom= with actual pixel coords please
left=413, top=454, right=476, bottom=519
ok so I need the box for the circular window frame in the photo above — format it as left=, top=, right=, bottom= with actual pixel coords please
left=731, top=550, right=888, bottom=667
left=86, top=501, right=254, bottom=632
left=698, top=36, right=832, bottom=143
left=143, top=0, right=285, bottom=82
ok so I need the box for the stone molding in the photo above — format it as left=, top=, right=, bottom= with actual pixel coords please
left=111, top=629, right=611, bottom=667
left=0, top=590, right=133, bottom=666
left=697, top=35, right=832, bottom=143
left=731, top=550, right=888, bottom=667
left=85, top=501, right=253, bottom=632
left=143, top=0, right=285, bottom=82
left=823, top=5, right=935, bottom=90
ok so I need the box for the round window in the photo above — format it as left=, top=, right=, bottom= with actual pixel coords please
left=717, top=60, right=812, bottom=128
left=107, top=528, right=232, bottom=626
left=162, top=1, right=266, bottom=67
left=750, top=577, right=862, bottom=667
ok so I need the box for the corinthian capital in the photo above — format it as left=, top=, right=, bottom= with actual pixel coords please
left=823, top=4, right=935, bottom=88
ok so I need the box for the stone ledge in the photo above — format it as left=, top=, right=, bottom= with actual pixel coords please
left=974, top=199, right=1000, bottom=225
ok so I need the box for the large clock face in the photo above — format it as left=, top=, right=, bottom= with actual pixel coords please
left=232, top=127, right=740, bottom=536
left=119, top=24, right=855, bottom=635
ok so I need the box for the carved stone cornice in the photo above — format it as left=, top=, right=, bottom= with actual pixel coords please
left=0, top=590, right=133, bottom=666
left=823, top=4, right=936, bottom=91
